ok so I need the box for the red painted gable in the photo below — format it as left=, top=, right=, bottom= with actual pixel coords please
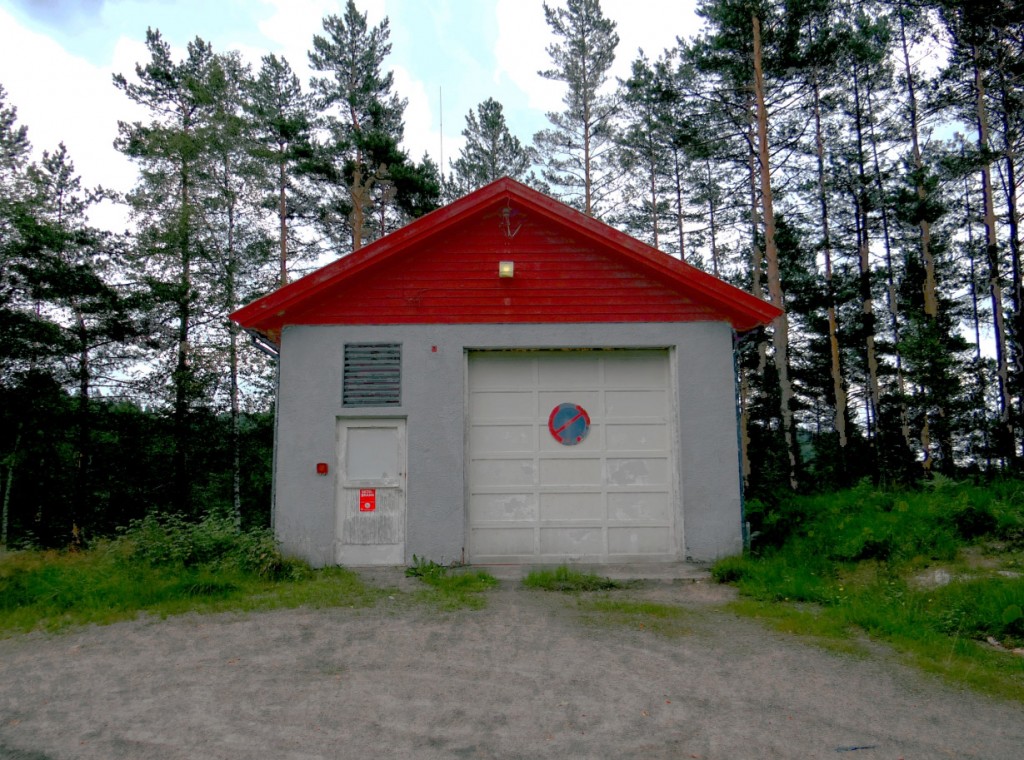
left=232, top=178, right=780, bottom=341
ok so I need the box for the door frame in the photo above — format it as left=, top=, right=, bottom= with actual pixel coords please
left=334, top=417, right=407, bottom=565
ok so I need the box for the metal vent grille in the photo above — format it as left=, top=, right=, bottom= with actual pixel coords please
left=343, top=343, right=401, bottom=406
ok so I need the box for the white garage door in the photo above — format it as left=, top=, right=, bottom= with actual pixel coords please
left=467, top=350, right=677, bottom=563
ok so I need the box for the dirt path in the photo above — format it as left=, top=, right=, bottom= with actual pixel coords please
left=1, top=577, right=1021, bottom=759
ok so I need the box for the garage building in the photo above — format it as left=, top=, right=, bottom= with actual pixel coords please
left=231, top=178, right=779, bottom=568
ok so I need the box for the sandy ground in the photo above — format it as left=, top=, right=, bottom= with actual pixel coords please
left=1, top=574, right=1022, bottom=760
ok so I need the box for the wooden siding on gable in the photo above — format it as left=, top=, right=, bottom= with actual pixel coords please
left=289, top=210, right=724, bottom=325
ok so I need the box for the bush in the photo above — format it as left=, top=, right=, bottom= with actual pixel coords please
left=710, top=555, right=749, bottom=584
left=118, top=512, right=297, bottom=580
left=950, top=503, right=998, bottom=541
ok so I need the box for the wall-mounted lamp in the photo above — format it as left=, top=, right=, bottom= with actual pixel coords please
left=498, top=261, right=515, bottom=278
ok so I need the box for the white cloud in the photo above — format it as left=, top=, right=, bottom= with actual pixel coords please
left=392, top=64, right=438, bottom=164
left=494, top=0, right=703, bottom=116
left=0, top=7, right=147, bottom=228
left=494, top=0, right=563, bottom=115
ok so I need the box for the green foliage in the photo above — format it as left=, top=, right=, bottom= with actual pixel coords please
left=405, top=555, right=498, bottom=610
left=404, top=553, right=449, bottom=581
left=522, top=565, right=621, bottom=592
left=0, top=526, right=388, bottom=634
left=716, top=479, right=1024, bottom=699
left=120, top=512, right=302, bottom=580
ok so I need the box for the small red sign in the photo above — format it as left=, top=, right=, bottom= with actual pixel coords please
left=359, top=488, right=377, bottom=512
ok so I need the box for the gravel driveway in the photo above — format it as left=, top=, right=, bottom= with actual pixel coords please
left=1, top=573, right=1021, bottom=759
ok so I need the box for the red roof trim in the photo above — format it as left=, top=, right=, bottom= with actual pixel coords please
left=231, top=178, right=781, bottom=338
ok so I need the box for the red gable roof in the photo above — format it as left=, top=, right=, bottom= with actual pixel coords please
left=231, top=177, right=780, bottom=343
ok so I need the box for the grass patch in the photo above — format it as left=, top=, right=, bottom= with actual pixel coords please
left=522, top=565, right=621, bottom=592
left=405, top=555, right=499, bottom=610
left=715, top=479, right=1024, bottom=701
left=577, top=597, right=691, bottom=637
left=0, top=515, right=389, bottom=635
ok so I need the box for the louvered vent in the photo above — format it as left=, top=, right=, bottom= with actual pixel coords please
left=343, top=343, right=401, bottom=406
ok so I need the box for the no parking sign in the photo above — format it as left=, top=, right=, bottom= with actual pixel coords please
left=548, top=403, right=591, bottom=445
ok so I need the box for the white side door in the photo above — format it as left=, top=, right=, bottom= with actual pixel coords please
left=335, top=419, right=406, bottom=565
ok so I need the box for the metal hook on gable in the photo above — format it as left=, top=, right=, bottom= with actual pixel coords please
left=500, top=205, right=522, bottom=239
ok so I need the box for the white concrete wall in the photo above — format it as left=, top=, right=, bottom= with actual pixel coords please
left=273, top=322, right=743, bottom=567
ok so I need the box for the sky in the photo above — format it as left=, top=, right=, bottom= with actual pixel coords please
left=0, top=0, right=705, bottom=230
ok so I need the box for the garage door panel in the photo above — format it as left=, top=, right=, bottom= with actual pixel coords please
left=472, top=527, right=535, bottom=556
left=608, top=492, right=669, bottom=522
left=605, top=390, right=668, bottom=418
left=537, top=354, right=601, bottom=386
left=540, top=492, right=604, bottom=521
left=604, top=354, right=669, bottom=386
left=470, top=355, right=535, bottom=387
left=470, top=390, right=534, bottom=418
left=607, top=457, right=668, bottom=486
left=539, top=457, right=602, bottom=486
left=470, top=424, right=534, bottom=453
left=540, top=527, right=604, bottom=556
left=605, top=423, right=668, bottom=451
left=471, top=458, right=536, bottom=486
left=468, top=350, right=676, bottom=563
left=609, top=527, right=671, bottom=555
left=539, top=424, right=601, bottom=452
left=472, top=493, right=538, bottom=521
left=538, top=390, right=600, bottom=412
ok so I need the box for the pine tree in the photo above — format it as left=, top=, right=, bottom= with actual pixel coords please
left=309, top=0, right=437, bottom=250
left=449, top=98, right=534, bottom=196
left=245, top=53, right=314, bottom=287
left=533, top=0, right=620, bottom=217
left=25, top=144, right=140, bottom=537
left=113, top=30, right=221, bottom=514
left=616, top=53, right=676, bottom=251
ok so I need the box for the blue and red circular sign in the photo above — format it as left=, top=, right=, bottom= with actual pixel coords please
left=549, top=403, right=591, bottom=445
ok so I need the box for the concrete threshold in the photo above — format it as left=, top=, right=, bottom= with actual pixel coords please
left=476, top=561, right=711, bottom=582
left=352, top=561, right=711, bottom=589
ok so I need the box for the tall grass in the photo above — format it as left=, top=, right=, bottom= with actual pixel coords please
left=714, top=478, right=1024, bottom=700
left=404, top=555, right=499, bottom=610
left=0, top=513, right=382, bottom=634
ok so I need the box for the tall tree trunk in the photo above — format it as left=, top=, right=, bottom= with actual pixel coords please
left=813, top=78, right=847, bottom=449
left=279, top=152, right=288, bottom=287
left=226, top=184, right=242, bottom=529
left=866, top=77, right=913, bottom=452
left=753, top=12, right=797, bottom=490
left=649, top=151, right=660, bottom=250
left=975, top=45, right=1016, bottom=465
left=898, top=7, right=948, bottom=468
left=852, top=67, right=883, bottom=449
left=706, top=157, right=719, bottom=278
left=898, top=9, right=938, bottom=319
left=675, top=150, right=686, bottom=261
left=174, top=155, right=193, bottom=515
left=74, top=314, right=90, bottom=544
left=1, top=425, right=20, bottom=548
left=1000, top=98, right=1022, bottom=423
left=583, top=79, right=593, bottom=216
left=964, top=165, right=992, bottom=469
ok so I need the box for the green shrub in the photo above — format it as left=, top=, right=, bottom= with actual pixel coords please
left=117, top=512, right=296, bottom=579
left=405, top=556, right=498, bottom=610
left=921, top=577, right=1024, bottom=645
left=710, top=554, right=749, bottom=583
left=717, top=480, right=1024, bottom=699
left=522, top=565, right=620, bottom=592
left=950, top=503, right=998, bottom=541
